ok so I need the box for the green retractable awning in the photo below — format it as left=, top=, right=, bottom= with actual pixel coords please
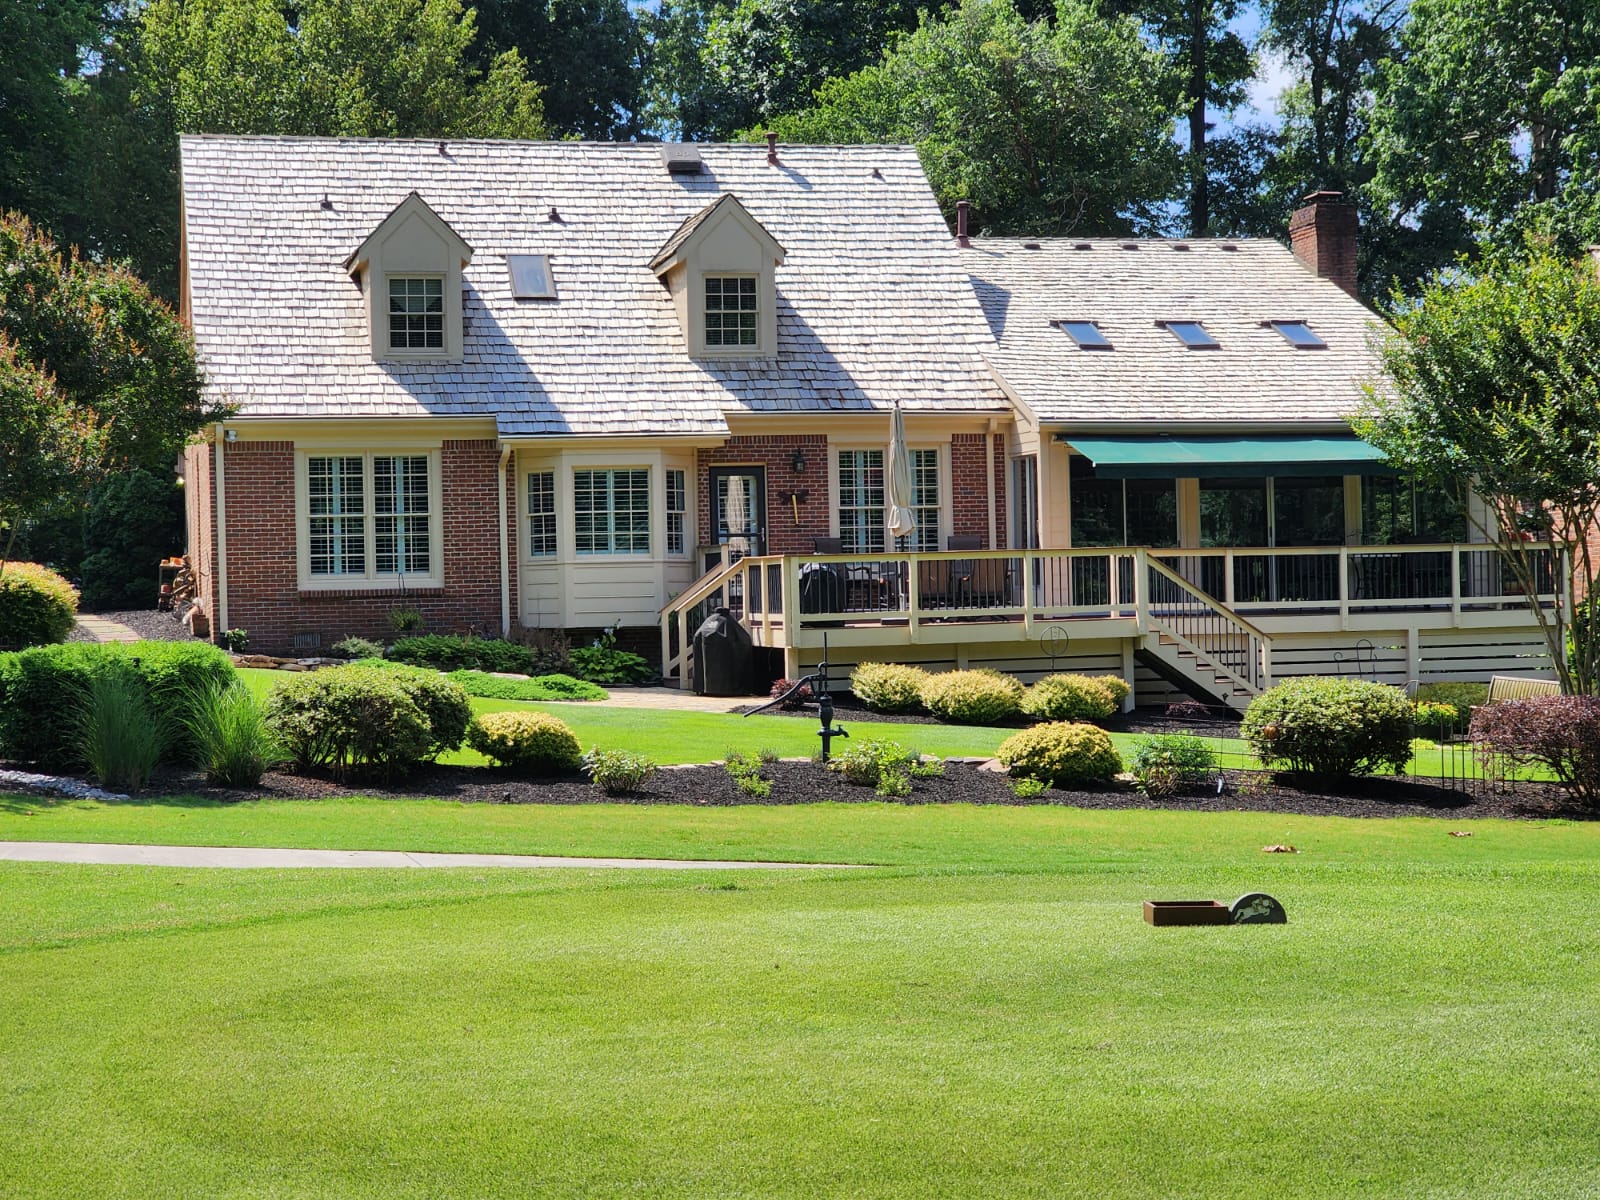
left=1057, top=434, right=1392, bottom=479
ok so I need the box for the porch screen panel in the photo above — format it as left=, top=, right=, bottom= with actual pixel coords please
left=838, top=450, right=885, bottom=554
left=1273, top=475, right=1344, bottom=546
left=1011, top=456, right=1039, bottom=549
left=1199, top=477, right=1267, bottom=547
left=911, top=449, right=939, bottom=552
left=574, top=469, right=650, bottom=555
left=1069, top=453, right=1122, bottom=546
left=1125, top=480, right=1177, bottom=546
left=373, top=455, right=431, bottom=575
left=308, top=456, right=365, bottom=575
left=1361, top=475, right=1467, bottom=544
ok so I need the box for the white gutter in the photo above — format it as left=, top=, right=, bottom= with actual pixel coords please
left=213, top=423, right=229, bottom=638
left=497, top=443, right=512, bottom=637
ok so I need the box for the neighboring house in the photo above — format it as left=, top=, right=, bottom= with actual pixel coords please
left=179, top=139, right=1555, bottom=706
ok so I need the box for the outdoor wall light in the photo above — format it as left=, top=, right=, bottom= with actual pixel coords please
left=223, top=429, right=238, bottom=442
left=790, top=448, right=807, bottom=473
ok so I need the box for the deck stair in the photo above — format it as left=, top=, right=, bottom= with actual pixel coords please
left=660, top=556, right=748, bottom=688
left=1136, top=556, right=1274, bottom=714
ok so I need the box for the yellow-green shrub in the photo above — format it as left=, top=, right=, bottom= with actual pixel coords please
left=1092, top=675, right=1132, bottom=707
left=466, top=711, right=582, bottom=772
left=1022, top=674, right=1118, bottom=721
left=0, top=562, right=78, bottom=650
left=850, top=662, right=929, bottom=712
left=919, top=668, right=1024, bottom=724
left=997, top=721, right=1123, bottom=787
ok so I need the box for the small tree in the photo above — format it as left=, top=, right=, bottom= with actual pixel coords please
left=1356, top=248, right=1600, bottom=693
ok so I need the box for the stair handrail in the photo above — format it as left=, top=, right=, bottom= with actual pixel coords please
left=1142, top=552, right=1274, bottom=694
left=659, top=556, right=753, bottom=686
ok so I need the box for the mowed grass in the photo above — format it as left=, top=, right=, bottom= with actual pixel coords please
left=2, top=808, right=1600, bottom=1198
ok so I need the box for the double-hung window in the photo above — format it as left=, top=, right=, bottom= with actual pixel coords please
left=528, top=471, right=557, bottom=557
left=838, top=450, right=886, bottom=554
left=574, top=469, right=650, bottom=555
left=665, top=469, right=687, bottom=555
left=910, top=449, right=940, bottom=553
left=389, top=277, right=444, bottom=350
left=704, top=276, right=757, bottom=347
left=303, top=452, right=438, bottom=586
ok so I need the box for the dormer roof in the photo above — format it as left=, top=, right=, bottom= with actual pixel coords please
left=648, top=193, right=786, bottom=275
left=342, top=190, right=473, bottom=276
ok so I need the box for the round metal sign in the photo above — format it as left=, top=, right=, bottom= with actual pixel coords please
left=1040, top=625, right=1070, bottom=662
left=1230, top=893, right=1287, bottom=924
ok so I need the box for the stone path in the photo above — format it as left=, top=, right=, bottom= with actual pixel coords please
left=0, top=841, right=862, bottom=871
left=74, top=615, right=142, bottom=643
left=567, top=686, right=765, bottom=714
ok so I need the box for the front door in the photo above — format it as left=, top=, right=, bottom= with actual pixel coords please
left=710, top=466, right=767, bottom=561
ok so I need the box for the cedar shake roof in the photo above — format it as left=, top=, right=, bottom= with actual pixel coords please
left=180, top=136, right=1006, bottom=437
left=963, top=238, right=1384, bottom=427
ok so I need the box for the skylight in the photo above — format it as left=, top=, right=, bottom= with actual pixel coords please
left=1268, top=320, right=1327, bottom=349
left=1160, top=320, right=1220, bottom=349
left=507, top=254, right=556, bottom=300
left=1058, top=320, right=1113, bottom=350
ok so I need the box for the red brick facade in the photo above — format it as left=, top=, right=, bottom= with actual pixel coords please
left=213, top=438, right=502, bottom=654
left=696, top=434, right=831, bottom=555
left=951, top=432, right=1008, bottom=548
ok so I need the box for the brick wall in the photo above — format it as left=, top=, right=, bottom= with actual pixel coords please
left=219, top=438, right=503, bottom=654
left=951, top=433, right=1007, bottom=548
left=697, top=433, right=830, bottom=555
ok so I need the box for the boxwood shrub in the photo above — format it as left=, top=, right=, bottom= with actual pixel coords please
left=0, top=641, right=234, bottom=768
left=849, top=663, right=928, bottom=713
left=918, top=668, right=1023, bottom=724
left=1021, top=673, right=1119, bottom=722
left=1241, top=676, right=1414, bottom=779
left=0, top=562, right=79, bottom=650
left=265, top=665, right=468, bottom=779
left=466, top=711, right=583, bottom=772
left=997, top=722, right=1123, bottom=787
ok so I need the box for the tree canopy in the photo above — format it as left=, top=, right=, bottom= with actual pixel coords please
left=766, top=0, right=1180, bottom=236
left=1356, top=247, right=1600, bottom=693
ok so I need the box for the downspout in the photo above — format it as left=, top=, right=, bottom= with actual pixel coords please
left=213, top=423, right=229, bottom=639
left=985, top=418, right=998, bottom=548
left=497, top=443, right=512, bottom=637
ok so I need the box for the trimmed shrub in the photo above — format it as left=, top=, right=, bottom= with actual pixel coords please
left=1471, top=696, right=1600, bottom=809
left=466, top=711, right=583, bottom=773
left=1129, top=734, right=1217, bottom=798
left=997, top=722, right=1122, bottom=787
left=0, top=640, right=234, bottom=768
left=1022, top=674, right=1118, bottom=722
left=388, top=634, right=534, bottom=675
left=919, top=668, right=1023, bottom=724
left=0, top=562, right=78, bottom=650
left=331, top=636, right=384, bottom=660
left=182, top=679, right=281, bottom=787
left=447, top=669, right=607, bottom=703
left=1241, top=677, right=1414, bottom=779
left=584, top=748, right=657, bottom=794
left=1414, top=682, right=1487, bottom=734
left=79, top=669, right=170, bottom=791
left=849, top=663, right=927, bottom=712
left=1092, top=675, right=1132, bottom=707
left=1412, top=700, right=1459, bottom=737
left=264, top=666, right=437, bottom=779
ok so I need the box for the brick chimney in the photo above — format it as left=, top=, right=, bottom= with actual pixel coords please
left=1289, top=191, right=1359, bottom=298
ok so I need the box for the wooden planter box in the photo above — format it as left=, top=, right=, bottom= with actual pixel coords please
left=1144, top=900, right=1232, bottom=927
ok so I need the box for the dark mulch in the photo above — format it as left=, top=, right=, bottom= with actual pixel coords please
left=130, top=759, right=1583, bottom=821
left=71, top=608, right=197, bottom=643
left=745, top=696, right=1243, bottom=739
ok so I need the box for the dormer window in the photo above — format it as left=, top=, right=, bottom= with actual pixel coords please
left=705, top=276, right=758, bottom=347
left=388, top=277, right=444, bottom=350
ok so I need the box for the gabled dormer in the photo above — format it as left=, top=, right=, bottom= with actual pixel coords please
left=649, top=194, right=786, bottom=358
left=344, top=192, right=473, bottom=364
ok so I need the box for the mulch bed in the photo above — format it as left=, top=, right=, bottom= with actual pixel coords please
left=129, top=759, right=1582, bottom=821
left=746, top=696, right=1244, bottom=740
left=71, top=608, right=197, bottom=643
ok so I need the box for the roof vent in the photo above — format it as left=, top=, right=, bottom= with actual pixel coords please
left=1072, top=242, right=1093, bottom=251
left=1171, top=242, right=1191, bottom=251
left=660, top=144, right=706, bottom=175
left=1219, top=243, right=1240, bottom=251
left=1120, top=242, right=1140, bottom=251
left=1023, top=241, right=1042, bottom=250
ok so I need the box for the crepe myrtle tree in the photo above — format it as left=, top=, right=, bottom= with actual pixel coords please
left=1355, top=246, right=1600, bottom=694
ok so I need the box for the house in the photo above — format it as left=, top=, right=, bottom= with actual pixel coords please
left=178, top=138, right=1557, bottom=707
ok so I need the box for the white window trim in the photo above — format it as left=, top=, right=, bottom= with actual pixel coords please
left=528, top=469, right=557, bottom=558
left=384, top=272, right=448, bottom=359
left=295, top=449, right=443, bottom=591
left=829, top=442, right=951, bottom=552
left=699, top=271, right=765, bottom=357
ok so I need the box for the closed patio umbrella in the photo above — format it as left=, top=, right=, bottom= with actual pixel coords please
left=885, top=402, right=916, bottom=550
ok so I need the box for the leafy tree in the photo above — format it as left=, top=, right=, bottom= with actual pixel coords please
left=1356, top=248, right=1600, bottom=693
left=766, top=0, right=1179, bottom=236
left=0, top=211, right=219, bottom=563
left=80, top=470, right=186, bottom=610
left=1104, top=0, right=1253, bottom=235
left=473, top=0, right=643, bottom=138
left=1369, top=0, right=1600, bottom=284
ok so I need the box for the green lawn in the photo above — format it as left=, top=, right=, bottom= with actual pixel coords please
left=1, top=806, right=1597, bottom=1198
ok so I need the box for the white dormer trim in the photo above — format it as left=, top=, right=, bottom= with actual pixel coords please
left=345, top=191, right=473, bottom=364
left=650, top=194, right=786, bottom=359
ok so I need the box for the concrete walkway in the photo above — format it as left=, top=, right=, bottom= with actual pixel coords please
left=0, top=840, right=861, bottom=871
left=74, top=615, right=142, bottom=643
left=569, top=686, right=766, bottom=713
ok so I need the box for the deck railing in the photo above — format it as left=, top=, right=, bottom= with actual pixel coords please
left=1144, top=556, right=1272, bottom=693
